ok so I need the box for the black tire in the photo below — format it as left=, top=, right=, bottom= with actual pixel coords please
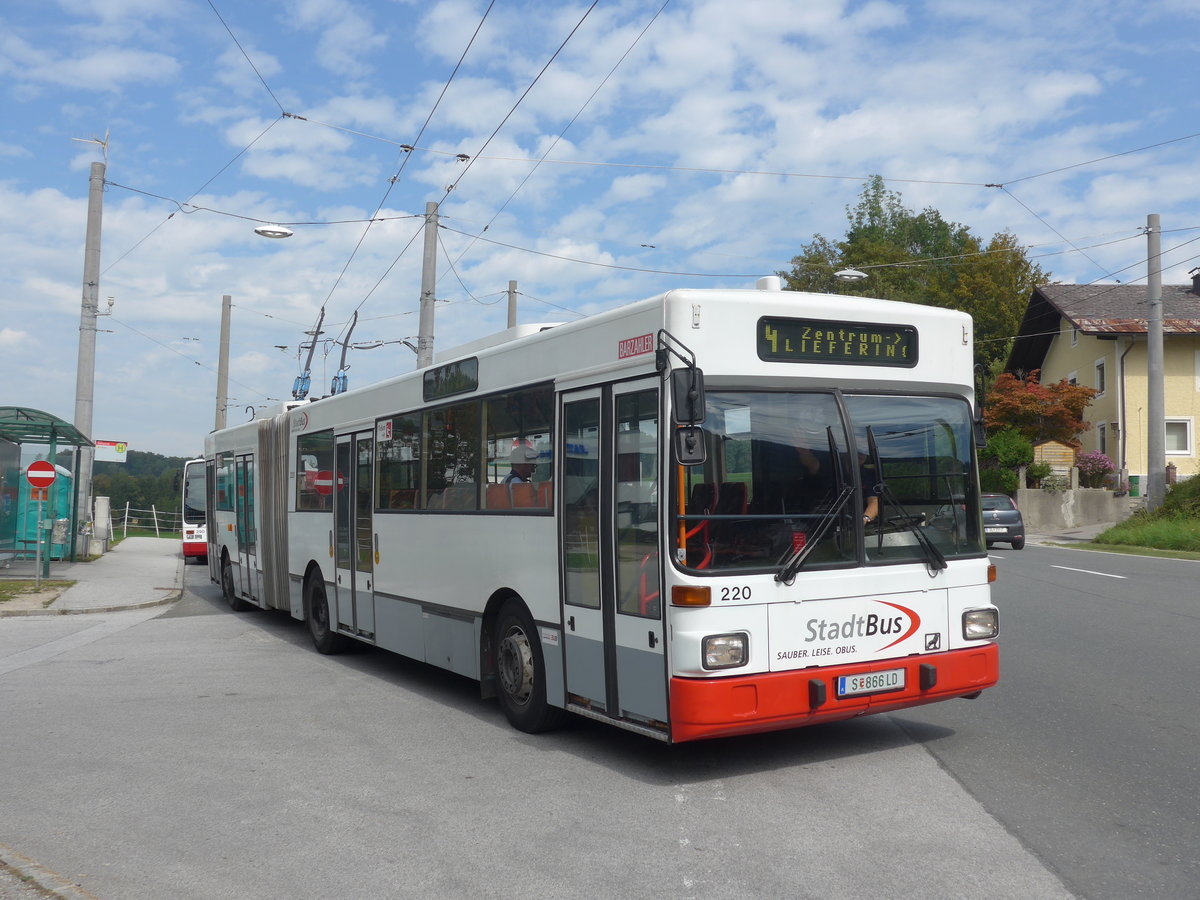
left=221, top=554, right=249, bottom=612
left=494, top=600, right=566, bottom=733
left=1011, top=536, right=1025, bottom=550
left=306, top=576, right=348, bottom=654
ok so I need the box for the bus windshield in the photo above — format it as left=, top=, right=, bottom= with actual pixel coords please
left=183, top=462, right=207, bottom=526
left=677, top=391, right=984, bottom=572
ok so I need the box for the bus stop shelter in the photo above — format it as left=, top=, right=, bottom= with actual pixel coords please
left=0, top=407, right=93, bottom=575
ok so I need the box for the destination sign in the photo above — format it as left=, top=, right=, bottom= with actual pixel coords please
left=757, top=317, right=917, bottom=367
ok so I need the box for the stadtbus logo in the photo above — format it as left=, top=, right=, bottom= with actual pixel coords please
left=804, top=601, right=921, bottom=651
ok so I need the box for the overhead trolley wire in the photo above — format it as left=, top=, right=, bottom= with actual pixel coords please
left=440, top=0, right=670, bottom=281
left=319, top=0, right=499, bottom=352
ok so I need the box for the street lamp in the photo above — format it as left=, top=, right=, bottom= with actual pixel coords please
left=254, top=224, right=294, bottom=239
left=835, top=268, right=868, bottom=282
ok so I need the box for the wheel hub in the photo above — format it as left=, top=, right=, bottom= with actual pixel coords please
left=498, top=626, right=534, bottom=706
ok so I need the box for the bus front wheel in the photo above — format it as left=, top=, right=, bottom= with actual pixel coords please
left=494, top=600, right=565, bottom=734
left=306, top=576, right=348, bottom=654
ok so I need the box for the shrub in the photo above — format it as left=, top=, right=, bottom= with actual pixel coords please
left=1160, top=475, right=1200, bottom=517
left=980, top=427, right=1034, bottom=469
left=980, top=468, right=1018, bottom=494
left=1075, top=451, right=1114, bottom=488
left=1026, top=462, right=1053, bottom=487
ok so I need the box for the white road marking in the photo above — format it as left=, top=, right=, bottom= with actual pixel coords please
left=1051, top=565, right=1126, bottom=579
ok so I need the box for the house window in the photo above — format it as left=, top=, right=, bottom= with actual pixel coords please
left=1165, top=419, right=1193, bottom=456
left=1066, top=371, right=1078, bottom=386
left=1095, top=360, right=1106, bottom=396
left=1097, top=423, right=1107, bottom=456
left=1071, top=326, right=1079, bottom=347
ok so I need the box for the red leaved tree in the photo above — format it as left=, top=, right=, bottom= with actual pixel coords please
left=984, top=370, right=1097, bottom=447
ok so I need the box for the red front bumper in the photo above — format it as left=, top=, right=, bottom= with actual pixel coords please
left=669, top=643, right=999, bottom=743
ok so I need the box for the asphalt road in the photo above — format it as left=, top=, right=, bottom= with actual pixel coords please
left=4, top=544, right=1195, bottom=899
left=897, top=543, right=1200, bottom=899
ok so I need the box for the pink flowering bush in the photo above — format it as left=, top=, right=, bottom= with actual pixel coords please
left=1076, top=451, right=1115, bottom=488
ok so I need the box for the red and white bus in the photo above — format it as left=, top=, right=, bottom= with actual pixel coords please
left=204, top=279, right=998, bottom=742
left=181, top=457, right=208, bottom=564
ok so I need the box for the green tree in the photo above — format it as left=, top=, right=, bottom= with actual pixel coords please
left=781, top=176, right=1048, bottom=371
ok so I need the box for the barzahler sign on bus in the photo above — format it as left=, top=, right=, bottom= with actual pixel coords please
left=94, top=440, right=129, bottom=463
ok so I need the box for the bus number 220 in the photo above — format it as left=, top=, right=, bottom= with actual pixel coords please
left=721, top=585, right=752, bottom=601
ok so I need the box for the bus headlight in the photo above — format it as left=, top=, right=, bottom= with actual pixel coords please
left=702, top=633, right=749, bottom=670
left=962, top=608, right=999, bottom=640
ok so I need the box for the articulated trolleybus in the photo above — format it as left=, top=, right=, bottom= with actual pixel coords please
left=181, top=457, right=208, bottom=565
left=205, top=278, right=998, bottom=742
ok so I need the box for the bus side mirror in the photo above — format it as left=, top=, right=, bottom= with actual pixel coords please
left=670, top=368, right=706, bottom=425
left=974, top=413, right=988, bottom=450
left=674, top=426, right=707, bottom=466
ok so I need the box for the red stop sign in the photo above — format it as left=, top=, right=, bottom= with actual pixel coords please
left=26, top=460, right=57, bottom=488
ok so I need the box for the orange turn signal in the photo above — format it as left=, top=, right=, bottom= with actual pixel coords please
left=987, top=563, right=997, bottom=583
left=671, top=585, right=712, bottom=607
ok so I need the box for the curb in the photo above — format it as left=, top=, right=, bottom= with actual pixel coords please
left=0, top=591, right=181, bottom=619
left=0, top=843, right=101, bottom=900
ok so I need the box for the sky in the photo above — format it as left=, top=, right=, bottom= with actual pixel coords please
left=2, top=0, right=1199, bottom=458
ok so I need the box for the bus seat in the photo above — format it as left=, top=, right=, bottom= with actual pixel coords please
left=486, top=483, right=512, bottom=510
left=510, top=482, right=536, bottom=508
left=444, top=483, right=477, bottom=510
left=717, top=482, right=747, bottom=515
left=390, top=489, right=416, bottom=509
left=537, top=480, right=553, bottom=508
left=425, top=490, right=445, bottom=510
left=689, top=482, right=716, bottom=514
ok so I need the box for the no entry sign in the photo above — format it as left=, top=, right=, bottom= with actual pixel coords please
left=26, top=460, right=57, bottom=488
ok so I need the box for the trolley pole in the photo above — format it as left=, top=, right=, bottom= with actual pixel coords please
left=216, top=294, right=231, bottom=430
left=1145, top=214, right=1165, bottom=511
left=73, top=159, right=106, bottom=555
left=416, top=201, right=438, bottom=369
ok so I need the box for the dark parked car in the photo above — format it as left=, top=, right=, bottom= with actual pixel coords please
left=981, top=493, right=1025, bottom=549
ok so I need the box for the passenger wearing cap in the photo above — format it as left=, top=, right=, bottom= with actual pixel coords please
left=504, top=445, right=539, bottom=484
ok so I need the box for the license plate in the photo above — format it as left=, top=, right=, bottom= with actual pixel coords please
left=984, top=526, right=1007, bottom=534
left=836, top=668, right=906, bottom=698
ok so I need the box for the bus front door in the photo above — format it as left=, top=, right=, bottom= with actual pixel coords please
left=334, top=432, right=376, bottom=640
left=235, top=454, right=259, bottom=602
left=560, top=381, right=667, bottom=731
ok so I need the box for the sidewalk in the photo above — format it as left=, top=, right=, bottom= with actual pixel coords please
left=1026, top=521, right=1116, bottom=545
left=0, top=536, right=184, bottom=617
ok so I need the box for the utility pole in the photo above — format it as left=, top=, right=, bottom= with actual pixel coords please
left=215, top=294, right=231, bottom=431
left=507, top=280, right=518, bottom=328
left=1145, top=214, right=1165, bottom=511
left=73, top=159, right=106, bottom=554
left=416, top=201, right=438, bottom=369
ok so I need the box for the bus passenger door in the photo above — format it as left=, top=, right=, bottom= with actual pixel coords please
left=334, top=431, right=376, bottom=640
left=560, top=380, right=667, bottom=730
left=235, top=453, right=258, bottom=601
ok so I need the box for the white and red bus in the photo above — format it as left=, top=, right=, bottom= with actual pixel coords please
left=204, top=278, right=998, bottom=742
left=181, top=457, right=208, bottom=564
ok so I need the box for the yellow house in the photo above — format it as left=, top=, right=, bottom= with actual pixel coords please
left=1007, top=275, right=1200, bottom=483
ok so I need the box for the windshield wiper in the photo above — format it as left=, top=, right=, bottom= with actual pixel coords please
left=775, top=484, right=854, bottom=585
left=866, top=427, right=947, bottom=573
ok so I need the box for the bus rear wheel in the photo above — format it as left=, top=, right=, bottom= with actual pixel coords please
left=306, top=576, right=348, bottom=654
left=221, top=553, right=249, bottom=612
left=494, top=600, right=565, bottom=734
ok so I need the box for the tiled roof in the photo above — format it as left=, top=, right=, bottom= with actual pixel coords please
left=1037, top=283, right=1200, bottom=334
left=1006, top=282, right=1200, bottom=373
